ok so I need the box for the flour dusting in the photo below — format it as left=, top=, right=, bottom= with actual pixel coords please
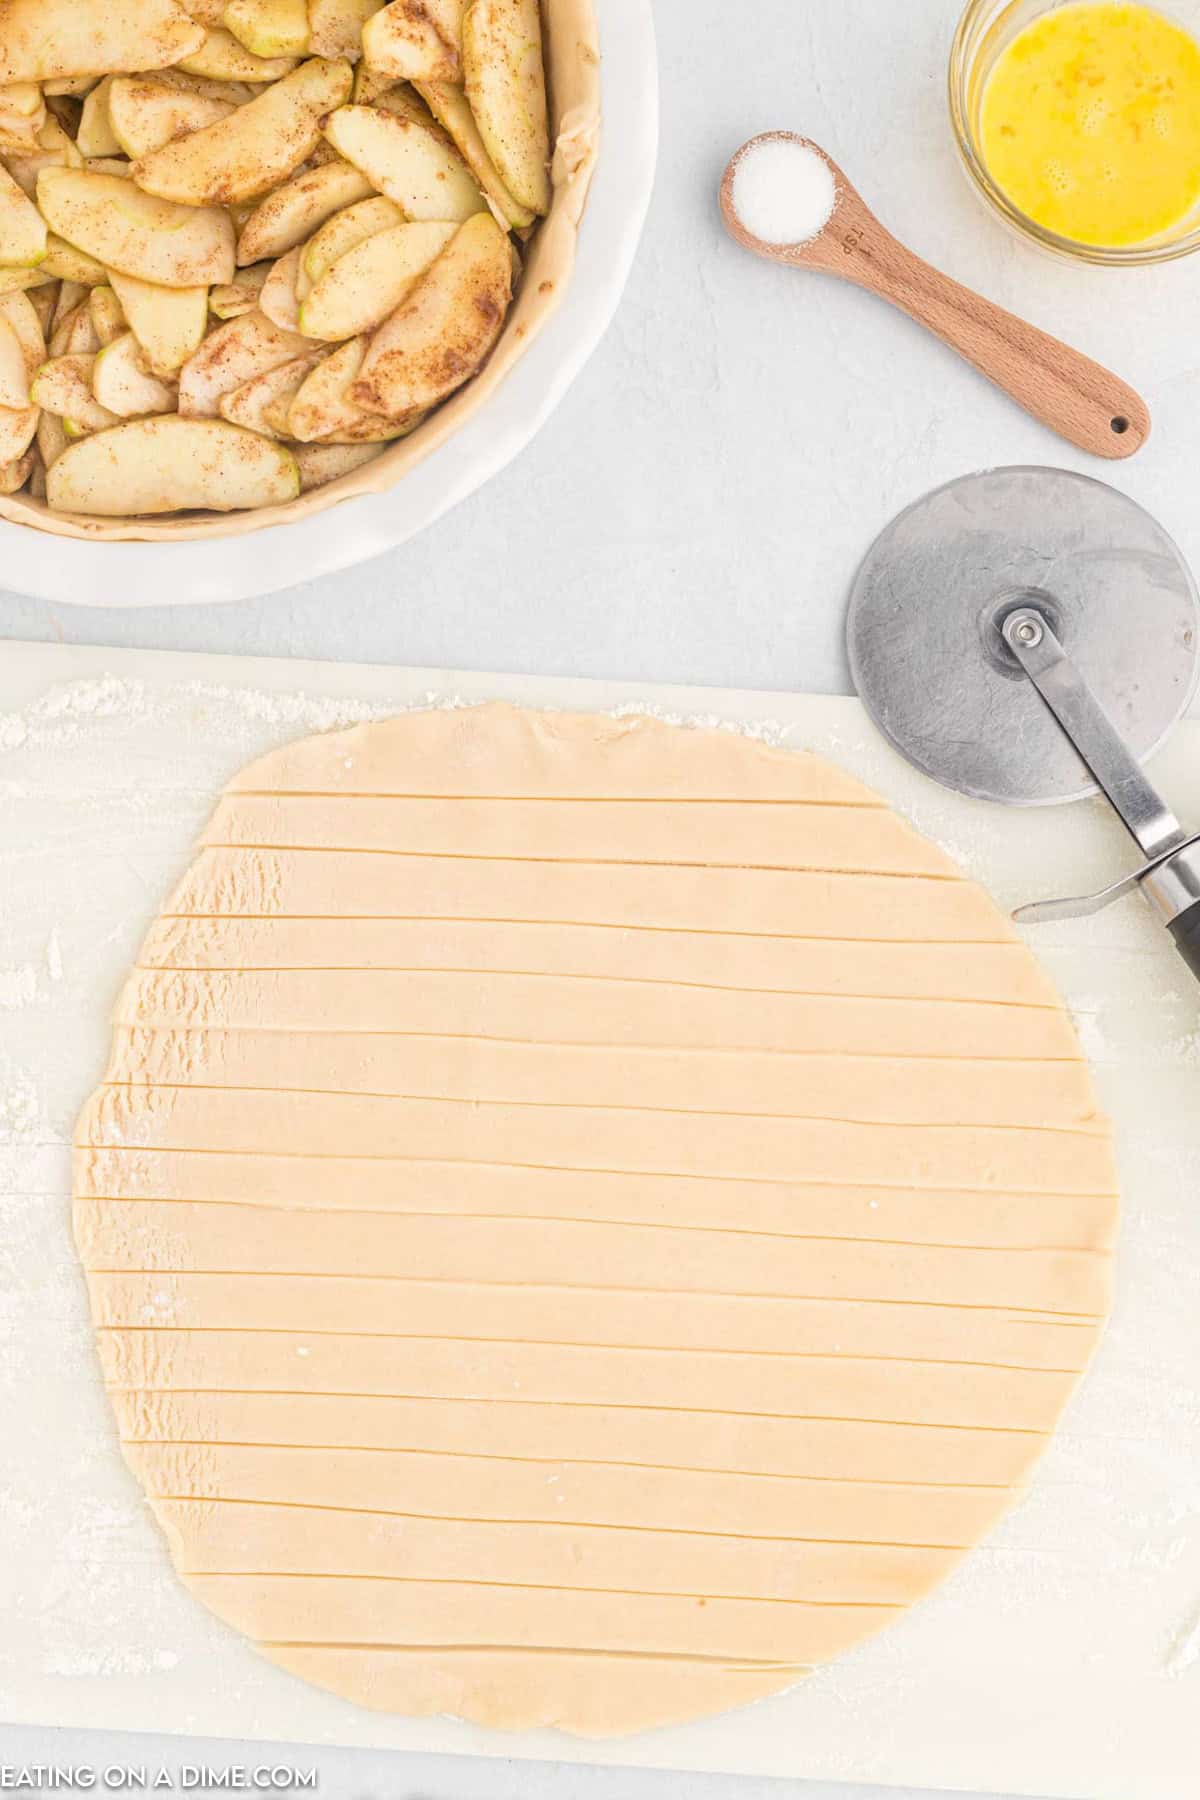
left=185, top=681, right=400, bottom=736
left=1166, top=1605, right=1200, bottom=1676
left=0, top=1069, right=39, bottom=1142
left=0, top=966, right=37, bottom=1009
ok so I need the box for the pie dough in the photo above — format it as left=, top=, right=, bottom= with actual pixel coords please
left=74, top=705, right=1119, bottom=1736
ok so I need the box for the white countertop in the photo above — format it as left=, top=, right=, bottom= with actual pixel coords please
left=4, top=0, right=1198, bottom=1794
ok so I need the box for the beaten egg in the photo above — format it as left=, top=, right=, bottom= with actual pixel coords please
left=980, top=1, right=1200, bottom=246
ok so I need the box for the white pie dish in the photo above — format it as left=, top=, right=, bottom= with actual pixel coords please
left=0, top=0, right=657, bottom=607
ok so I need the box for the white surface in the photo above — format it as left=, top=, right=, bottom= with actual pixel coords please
left=3, top=0, right=1200, bottom=694
left=0, top=1727, right=1023, bottom=1800
left=1, top=640, right=1197, bottom=1800
left=4, top=4, right=1200, bottom=1798
left=0, top=0, right=657, bottom=609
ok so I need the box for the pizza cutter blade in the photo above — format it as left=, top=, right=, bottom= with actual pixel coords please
left=845, top=466, right=1200, bottom=977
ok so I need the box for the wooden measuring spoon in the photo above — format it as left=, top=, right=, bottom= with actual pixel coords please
left=720, top=132, right=1150, bottom=460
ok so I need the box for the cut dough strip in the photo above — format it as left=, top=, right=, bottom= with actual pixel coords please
left=76, top=1199, right=1112, bottom=1311
left=167, top=848, right=1012, bottom=941
left=203, top=794, right=960, bottom=876
left=114, top=970, right=1081, bottom=1057
left=155, top=1500, right=964, bottom=1600
left=228, top=708, right=888, bottom=804
left=186, top=1571, right=902, bottom=1664
left=79, top=1085, right=1117, bottom=1195
left=121, top=1429, right=1028, bottom=1520
left=88, top=1274, right=1099, bottom=1367
left=76, top=1148, right=1119, bottom=1244
left=105, top=1028, right=1102, bottom=1130
left=98, top=1328, right=1082, bottom=1430
left=139, top=915, right=1061, bottom=1005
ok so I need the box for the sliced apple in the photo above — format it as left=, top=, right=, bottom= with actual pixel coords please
left=36, top=114, right=84, bottom=169
left=38, top=170, right=236, bottom=287
left=294, top=437, right=383, bottom=488
left=85, top=158, right=136, bottom=178
left=219, top=348, right=323, bottom=434
left=351, top=208, right=508, bottom=415
left=0, top=81, right=42, bottom=118
left=351, top=63, right=399, bottom=103
left=92, top=331, right=177, bottom=416
left=26, top=285, right=58, bottom=338
left=133, top=57, right=353, bottom=206
left=107, top=271, right=209, bottom=375
left=298, top=218, right=454, bottom=338
left=46, top=415, right=300, bottom=513
left=302, top=193, right=402, bottom=283
left=0, top=162, right=47, bottom=268
left=51, top=281, right=88, bottom=334
left=310, top=0, right=385, bottom=59
left=0, top=447, right=33, bottom=492
left=76, top=78, right=122, bottom=159
left=2, top=114, right=82, bottom=190
left=322, top=102, right=484, bottom=220
left=0, top=0, right=205, bottom=85
left=462, top=0, right=549, bottom=215
left=31, top=355, right=120, bottom=431
left=178, top=305, right=311, bottom=414
left=236, top=158, right=374, bottom=265
left=311, top=406, right=422, bottom=441
left=49, top=301, right=101, bottom=357
left=416, top=78, right=531, bottom=227
left=257, top=246, right=308, bottom=331
left=0, top=114, right=42, bottom=155
left=286, top=333, right=363, bottom=437
left=0, top=267, right=52, bottom=293
left=0, top=402, right=38, bottom=462
left=0, top=87, right=42, bottom=156
left=362, top=0, right=463, bottom=80
left=0, top=315, right=30, bottom=407
left=209, top=262, right=270, bottom=317
left=0, top=124, right=41, bottom=160
left=36, top=408, right=68, bottom=467
left=0, top=289, right=46, bottom=372
left=88, top=286, right=127, bottom=345
left=46, top=305, right=81, bottom=358
left=108, top=77, right=237, bottom=159
left=149, top=68, right=259, bottom=105
left=42, top=76, right=100, bottom=97
left=286, top=331, right=423, bottom=440
left=179, top=0, right=228, bottom=25
left=224, top=0, right=310, bottom=58
left=42, top=234, right=107, bottom=284
left=175, top=28, right=300, bottom=83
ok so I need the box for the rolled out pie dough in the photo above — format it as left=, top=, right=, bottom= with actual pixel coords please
left=73, top=705, right=1119, bottom=1736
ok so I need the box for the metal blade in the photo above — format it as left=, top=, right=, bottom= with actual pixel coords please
left=1001, top=608, right=1188, bottom=863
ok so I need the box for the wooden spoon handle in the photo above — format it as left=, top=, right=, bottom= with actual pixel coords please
left=836, top=227, right=1150, bottom=459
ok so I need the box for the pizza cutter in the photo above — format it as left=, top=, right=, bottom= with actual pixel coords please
left=846, top=466, right=1200, bottom=977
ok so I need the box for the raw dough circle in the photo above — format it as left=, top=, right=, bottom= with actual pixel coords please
left=74, top=705, right=1118, bottom=1736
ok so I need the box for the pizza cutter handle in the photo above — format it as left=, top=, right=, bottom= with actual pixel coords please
left=1169, top=903, right=1200, bottom=980
left=1143, top=841, right=1200, bottom=981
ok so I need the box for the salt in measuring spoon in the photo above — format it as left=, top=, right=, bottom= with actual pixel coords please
left=719, top=132, right=1150, bottom=460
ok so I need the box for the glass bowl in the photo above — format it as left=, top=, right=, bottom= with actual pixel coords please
left=950, top=0, right=1200, bottom=264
